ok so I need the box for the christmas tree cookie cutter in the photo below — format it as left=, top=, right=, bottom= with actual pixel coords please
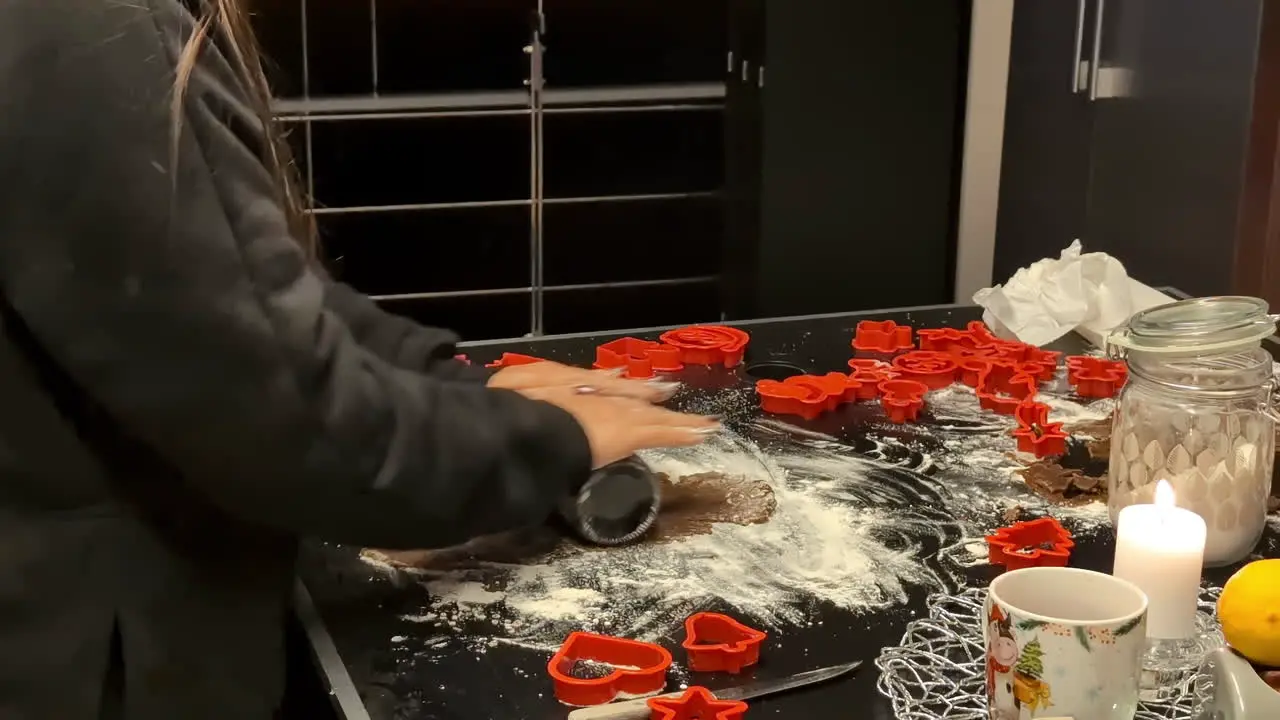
left=985, top=517, right=1074, bottom=570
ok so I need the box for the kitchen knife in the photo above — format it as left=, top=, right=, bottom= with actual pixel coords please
left=565, top=660, right=863, bottom=720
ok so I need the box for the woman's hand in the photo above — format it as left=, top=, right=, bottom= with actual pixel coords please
left=516, top=386, right=718, bottom=468
left=488, top=361, right=679, bottom=403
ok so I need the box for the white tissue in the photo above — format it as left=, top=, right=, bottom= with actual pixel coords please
left=972, top=240, right=1135, bottom=347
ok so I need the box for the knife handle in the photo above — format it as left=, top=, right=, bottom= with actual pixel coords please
left=566, top=692, right=683, bottom=720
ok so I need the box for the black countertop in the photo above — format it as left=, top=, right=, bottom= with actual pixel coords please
left=296, top=301, right=1280, bottom=720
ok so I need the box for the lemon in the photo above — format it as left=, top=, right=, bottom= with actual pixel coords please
left=1218, top=559, right=1280, bottom=667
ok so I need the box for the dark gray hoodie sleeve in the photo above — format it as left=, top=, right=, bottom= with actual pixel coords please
left=321, top=280, right=495, bottom=383
left=0, top=0, right=589, bottom=548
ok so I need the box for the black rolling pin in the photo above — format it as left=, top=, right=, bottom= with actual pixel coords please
left=558, top=456, right=662, bottom=546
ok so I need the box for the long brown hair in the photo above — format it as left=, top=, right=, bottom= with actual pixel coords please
left=171, top=0, right=318, bottom=259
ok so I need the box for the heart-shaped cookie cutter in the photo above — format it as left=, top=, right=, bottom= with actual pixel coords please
left=548, top=632, right=673, bottom=706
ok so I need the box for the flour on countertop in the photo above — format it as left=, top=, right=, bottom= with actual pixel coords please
left=370, top=367, right=1120, bottom=656
left=383, top=426, right=965, bottom=653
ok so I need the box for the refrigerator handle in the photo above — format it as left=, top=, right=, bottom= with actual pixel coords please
left=1071, top=0, right=1087, bottom=93
left=1088, top=0, right=1106, bottom=101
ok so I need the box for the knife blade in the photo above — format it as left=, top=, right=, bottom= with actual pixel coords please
left=565, top=661, right=862, bottom=720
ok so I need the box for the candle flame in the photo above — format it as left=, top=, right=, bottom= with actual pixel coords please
left=1154, top=479, right=1176, bottom=509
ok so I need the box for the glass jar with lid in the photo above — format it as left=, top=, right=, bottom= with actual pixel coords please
left=1107, top=296, right=1278, bottom=566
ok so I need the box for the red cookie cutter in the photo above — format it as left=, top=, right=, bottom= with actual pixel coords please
left=756, top=373, right=857, bottom=420
left=547, top=632, right=673, bottom=707
left=955, top=356, right=993, bottom=388
left=975, top=362, right=1039, bottom=415
left=1021, top=347, right=1062, bottom=382
left=878, top=379, right=928, bottom=423
left=682, top=613, right=767, bottom=674
left=891, top=351, right=958, bottom=390
left=659, top=326, right=750, bottom=368
left=964, top=320, right=1001, bottom=349
left=917, top=327, right=973, bottom=353
left=985, top=517, right=1074, bottom=571
left=485, top=352, right=546, bottom=369
left=1011, top=401, right=1068, bottom=458
left=852, top=320, right=914, bottom=353
left=648, top=687, right=748, bottom=720
left=1066, top=356, right=1128, bottom=398
left=847, top=359, right=896, bottom=399
left=594, top=337, right=684, bottom=379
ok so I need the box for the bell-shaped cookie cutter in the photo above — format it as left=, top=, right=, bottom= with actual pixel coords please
left=682, top=612, right=767, bottom=674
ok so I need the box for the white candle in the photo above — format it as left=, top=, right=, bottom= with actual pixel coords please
left=1112, top=479, right=1207, bottom=639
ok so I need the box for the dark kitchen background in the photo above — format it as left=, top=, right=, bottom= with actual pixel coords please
left=252, top=0, right=727, bottom=341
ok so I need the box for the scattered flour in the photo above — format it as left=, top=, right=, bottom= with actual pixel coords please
left=373, top=366, right=1128, bottom=655
left=926, top=376, right=1117, bottom=534
left=389, top=428, right=966, bottom=652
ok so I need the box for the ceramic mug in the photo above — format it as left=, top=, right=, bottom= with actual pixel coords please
left=984, top=567, right=1149, bottom=720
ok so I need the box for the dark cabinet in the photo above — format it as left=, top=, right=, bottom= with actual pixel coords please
left=992, top=0, right=1094, bottom=282
left=256, top=0, right=728, bottom=340
left=996, top=0, right=1276, bottom=298
left=722, top=1, right=967, bottom=319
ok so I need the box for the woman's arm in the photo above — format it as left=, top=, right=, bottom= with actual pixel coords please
left=322, top=280, right=494, bottom=383
left=0, top=0, right=588, bottom=548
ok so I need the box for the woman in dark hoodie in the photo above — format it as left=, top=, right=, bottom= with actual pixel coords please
left=0, top=1, right=717, bottom=717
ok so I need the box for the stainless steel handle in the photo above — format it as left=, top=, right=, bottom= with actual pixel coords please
left=1071, top=0, right=1086, bottom=93
left=1088, top=0, right=1105, bottom=101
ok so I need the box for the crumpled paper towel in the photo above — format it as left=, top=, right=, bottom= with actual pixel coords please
left=972, top=240, right=1134, bottom=347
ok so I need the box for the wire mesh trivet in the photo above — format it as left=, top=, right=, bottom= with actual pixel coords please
left=875, top=586, right=1224, bottom=719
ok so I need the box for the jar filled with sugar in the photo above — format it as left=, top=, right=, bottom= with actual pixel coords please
left=1107, top=296, right=1278, bottom=566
